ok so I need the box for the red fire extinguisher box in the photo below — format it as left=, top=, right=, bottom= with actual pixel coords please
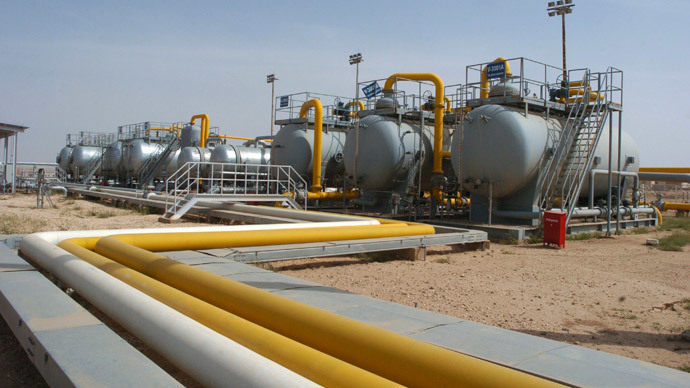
left=543, top=211, right=566, bottom=248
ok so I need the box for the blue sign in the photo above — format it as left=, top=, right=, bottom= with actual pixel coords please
left=279, top=96, right=289, bottom=108
left=362, top=81, right=382, bottom=99
left=486, top=62, right=507, bottom=79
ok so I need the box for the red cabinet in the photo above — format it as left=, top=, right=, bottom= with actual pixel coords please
left=543, top=211, right=566, bottom=248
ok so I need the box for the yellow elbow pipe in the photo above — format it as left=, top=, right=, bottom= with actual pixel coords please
left=383, top=72, right=445, bottom=201
left=444, top=96, right=452, bottom=113
left=480, top=57, right=513, bottom=99
left=345, top=100, right=365, bottom=112
left=59, top=240, right=400, bottom=388
left=299, top=99, right=324, bottom=193
left=89, top=233, right=562, bottom=388
left=190, top=114, right=210, bottom=148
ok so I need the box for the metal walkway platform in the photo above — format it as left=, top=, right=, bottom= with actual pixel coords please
left=198, top=226, right=487, bottom=263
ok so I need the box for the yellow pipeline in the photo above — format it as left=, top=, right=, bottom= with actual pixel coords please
left=190, top=114, right=210, bottom=148
left=58, top=240, right=400, bottom=388
left=307, top=191, right=359, bottom=200
left=346, top=100, right=365, bottom=117
left=480, top=57, right=513, bottom=99
left=651, top=205, right=663, bottom=226
left=643, top=201, right=690, bottom=212
left=299, top=99, right=324, bottom=193
left=87, top=234, right=563, bottom=388
left=639, top=167, right=690, bottom=174
left=383, top=73, right=445, bottom=201
left=444, top=96, right=452, bottom=113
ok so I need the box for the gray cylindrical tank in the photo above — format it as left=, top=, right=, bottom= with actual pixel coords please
left=159, top=149, right=181, bottom=179
left=450, top=104, right=640, bottom=199
left=451, top=104, right=562, bottom=198
left=56, top=146, right=74, bottom=174
left=580, top=130, right=640, bottom=198
left=180, top=125, right=202, bottom=148
left=271, top=124, right=346, bottom=186
left=69, top=145, right=102, bottom=176
left=102, top=141, right=123, bottom=177
left=122, top=139, right=163, bottom=176
left=343, top=115, right=443, bottom=191
left=211, top=145, right=270, bottom=166
left=178, top=146, right=213, bottom=176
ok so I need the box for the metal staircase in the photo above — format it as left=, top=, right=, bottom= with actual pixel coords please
left=161, top=161, right=308, bottom=221
left=138, top=136, right=180, bottom=189
left=537, top=69, right=615, bottom=225
left=81, top=151, right=105, bottom=184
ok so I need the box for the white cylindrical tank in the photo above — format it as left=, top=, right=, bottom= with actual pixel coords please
left=69, top=145, right=101, bottom=177
left=159, top=149, right=181, bottom=179
left=56, top=146, right=74, bottom=174
left=122, top=139, right=163, bottom=176
left=271, top=124, right=346, bottom=186
left=343, top=115, right=446, bottom=191
left=450, top=104, right=640, bottom=199
left=102, top=141, right=123, bottom=177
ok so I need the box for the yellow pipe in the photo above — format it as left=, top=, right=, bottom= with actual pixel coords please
left=383, top=73, right=445, bottom=201
left=299, top=99, right=324, bottom=193
left=86, top=233, right=563, bottom=388
left=663, top=202, right=690, bottom=211
left=444, top=96, right=452, bottom=113
left=344, top=100, right=365, bottom=112
left=58, top=240, right=400, bottom=388
left=639, top=167, right=690, bottom=174
left=441, top=151, right=451, bottom=159
left=307, top=191, right=359, bottom=200
left=651, top=205, right=663, bottom=226
left=480, top=57, right=513, bottom=99
left=190, top=114, right=210, bottom=148
left=218, top=135, right=253, bottom=141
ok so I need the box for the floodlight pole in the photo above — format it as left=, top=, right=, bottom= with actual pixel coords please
left=547, top=1, right=575, bottom=83
left=349, top=53, right=363, bottom=185
left=267, top=74, right=278, bottom=136
left=561, top=11, right=567, bottom=82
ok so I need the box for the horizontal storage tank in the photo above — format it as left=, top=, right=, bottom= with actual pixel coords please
left=123, top=139, right=163, bottom=176
left=211, top=145, right=270, bottom=166
left=69, top=145, right=101, bottom=177
left=160, top=149, right=181, bottom=179
left=271, top=124, right=345, bottom=186
left=56, top=146, right=74, bottom=174
left=343, top=115, right=448, bottom=191
left=450, top=104, right=640, bottom=200
left=580, top=130, right=640, bottom=198
left=177, top=146, right=213, bottom=176
left=102, top=141, right=123, bottom=177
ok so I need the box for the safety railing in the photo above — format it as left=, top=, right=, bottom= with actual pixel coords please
left=65, top=132, right=115, bottom=147
left=274, top=92, right=358, bottom=124
left=464, top=57, right=566, bottom=104
left=164, top=162, right=308, bottom=217
left=117, top=121, right=187, bottom=142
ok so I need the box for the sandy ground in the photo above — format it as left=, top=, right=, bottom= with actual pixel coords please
left=1, top=192, right=688, bottom=385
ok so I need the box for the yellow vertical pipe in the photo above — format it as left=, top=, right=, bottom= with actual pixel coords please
left=480, top=57, right=512, bottom=99
left=299, top=99, right=324, bottom=193
left=190, top=114, right=209, bottom=148
left=58, top=240, right=401, bottom=388
left=383, top=73, right=445, bottom=201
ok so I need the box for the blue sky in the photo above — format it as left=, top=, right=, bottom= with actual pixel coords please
left=1, top=0, right=688, bottom=166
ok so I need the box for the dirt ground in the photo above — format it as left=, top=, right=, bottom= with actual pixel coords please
left=1, top=192, right=688, bottom=385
